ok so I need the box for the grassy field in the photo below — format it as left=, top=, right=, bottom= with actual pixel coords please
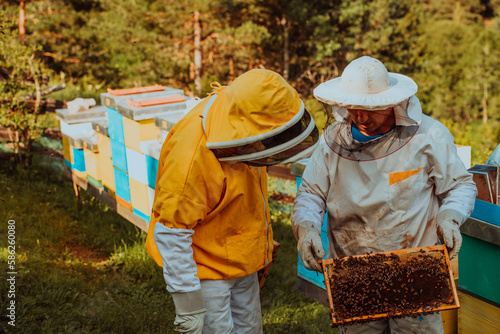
left=0, top=155, right=337, bottom=333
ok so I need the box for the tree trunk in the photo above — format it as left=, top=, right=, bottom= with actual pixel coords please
left=29, top=54, right=41, bottom=115
left=194, top=10, right=202, bottom=96
left=229, top=56, right=234, bottom=78
left=282, top=14, right=289, bottom=81
left=482, top=82, right=488, bottom=124
left=19, top=0, right=26, bottom=43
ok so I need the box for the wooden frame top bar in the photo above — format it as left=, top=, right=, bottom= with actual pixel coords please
left=320, top=245, right=459, bottom=327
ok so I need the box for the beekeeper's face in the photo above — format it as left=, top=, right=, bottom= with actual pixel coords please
left=347, top=107, right=395, bottom=136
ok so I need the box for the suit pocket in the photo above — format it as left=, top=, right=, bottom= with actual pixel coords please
left=388, top=167, right=424, bottom=213
left=226, top=230, right=267, bottom=277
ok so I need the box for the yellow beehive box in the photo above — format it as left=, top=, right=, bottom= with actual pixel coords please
left=83, top=147, right=101, bottom=186
left=97, top=133, right=115, bottom=193
left=458, top=290, right=500, bottom=333
left=97, top=133, right=111, bottom=159
left=441, top=308, right=457, bottom=334
left=129, top=176, right=150, bottom=219
left=72, top=169, right=86, bottom=179
left=82, top=135, right=102, bottom=188
left=62, top=135, right=72, bottom=165
left=122, top=117, right=159, bottom=152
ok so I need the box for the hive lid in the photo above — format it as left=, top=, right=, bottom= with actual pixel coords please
left=82, top=133, right=99, bottom=152
left=116, top=97, right=190, bottom=121
left=107, top=84, right=165, bottom=96
left=320, top=245, right=459, bottom=327
left=91, top=120, right=109, bottom=137
left=100, top=86, right=184, bottom=110
left=56, top=105, right=107, bottom=124
left=59, top=120, right=94, bottom=149
left=154, top=110, right=188, bottom=131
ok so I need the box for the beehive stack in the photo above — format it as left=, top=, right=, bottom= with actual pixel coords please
left=321, top=245, right=459, bottom=327
left=58, top=85, right=194, bottom=225
left=136, top=111, right=186, bottom=218
left=101, top=85, right=190, bottom=221
left=57, top=106, right=107, bottom=180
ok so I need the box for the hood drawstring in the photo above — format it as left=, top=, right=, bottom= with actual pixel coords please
left=209, top=82, right=225, bottom=96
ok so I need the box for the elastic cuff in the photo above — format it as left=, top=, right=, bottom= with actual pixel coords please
left=437, top=209, right=464, bottom=226
left=171, top=289, right=205, bottom=314
left=294, top=220, right=320, bottom=239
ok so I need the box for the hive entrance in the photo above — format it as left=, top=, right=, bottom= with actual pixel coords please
left=321, top=245, right=459, bottom=326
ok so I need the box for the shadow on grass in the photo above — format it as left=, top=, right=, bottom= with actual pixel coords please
left=260, top=201, right=339, bottom=334
left=0, top=157, right=176, bottom=333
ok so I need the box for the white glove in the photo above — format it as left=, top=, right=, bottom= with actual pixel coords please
left=436, top=209, right=463, bottom=260
left=295, top=221, right=325, bottom=272
left=171, top=290, right=206, bottom=334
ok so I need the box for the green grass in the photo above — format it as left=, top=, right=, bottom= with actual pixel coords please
left=0, top=156, right=337, bottom=333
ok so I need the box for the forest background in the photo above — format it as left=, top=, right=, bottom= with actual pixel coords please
left=1, top=0, right=500, bottom=164
left=0, top=1, right=499, bottom=333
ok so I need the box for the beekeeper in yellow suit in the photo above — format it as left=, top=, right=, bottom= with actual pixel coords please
left=146, top=69, right=319, bottom=334
left=292, top=56, right=477, bottom=334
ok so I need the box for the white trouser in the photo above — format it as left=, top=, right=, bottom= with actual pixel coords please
left=201, top=273, right=262, bottom=334
left=341, top=313, right=444, bottom=334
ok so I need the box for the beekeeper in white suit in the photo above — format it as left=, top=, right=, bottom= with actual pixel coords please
left=292, top=56, right=477, bottom=334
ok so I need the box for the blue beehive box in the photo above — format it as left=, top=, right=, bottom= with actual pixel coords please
left=133, top=208, right=150, bottom=222
left=145, top=155, right=159, bottom=189
left=459, top=199, right=500, bottom=305
left=113, top=166, right=131, bottom=204
left=140, top=140, right=162, bottom=189
left=58, top=119, right=95, bottom=178
left=292, top=159, right=329, bottom=289
left=72, top=147, right=86, bottom=172
left=107, top=107, right=128, bottom=172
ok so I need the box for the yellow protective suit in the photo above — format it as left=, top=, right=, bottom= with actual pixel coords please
left=146, top=69, right=304, bottom=281
left=145, top=97, right=272, bottom=280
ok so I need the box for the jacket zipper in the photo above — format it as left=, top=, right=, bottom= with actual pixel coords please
left=257, top=167, right=270, bottom=267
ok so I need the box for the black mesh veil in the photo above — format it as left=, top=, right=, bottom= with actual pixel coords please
left=321, top=103, right=419, bottom=161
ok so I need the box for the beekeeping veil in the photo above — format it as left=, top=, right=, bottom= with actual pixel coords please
left=314, top=56, right=421, bottom=161
left=202, top=69, right=319, bottom=166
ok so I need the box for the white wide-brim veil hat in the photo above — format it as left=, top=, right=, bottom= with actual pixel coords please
left=315, top=56, right=424, bottom=161
left=314, top=56, right=418, bottom=111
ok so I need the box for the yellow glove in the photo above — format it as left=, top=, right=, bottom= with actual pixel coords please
left=295, top=221, right=325, bottom=272
left=436, top=209, right=463, bottom=260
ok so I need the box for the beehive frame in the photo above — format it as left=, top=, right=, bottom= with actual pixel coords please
left=320, top=245, right=460, bottom=327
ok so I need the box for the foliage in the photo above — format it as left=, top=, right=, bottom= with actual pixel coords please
left=415, top=1, right=500, bottom=125
left=1, top=0, right=499, bottom=158
left=0, top=16, right=52, bottom=164
left=440, top=118, right=500, bottom=165
left=268, top=176, right=297, bottom=196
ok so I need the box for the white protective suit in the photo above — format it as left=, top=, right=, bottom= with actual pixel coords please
left=292, top=96, right=478, bottom=334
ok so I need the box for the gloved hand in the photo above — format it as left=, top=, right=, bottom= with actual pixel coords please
left=295, top=220, right=325, bottom=272
left=171, top=289, right=206, bottom=334
left=436, top=209, right=463, bottom=260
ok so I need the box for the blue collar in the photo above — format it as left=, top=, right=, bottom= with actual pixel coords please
left=351, top=123, right=393, bottom=142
